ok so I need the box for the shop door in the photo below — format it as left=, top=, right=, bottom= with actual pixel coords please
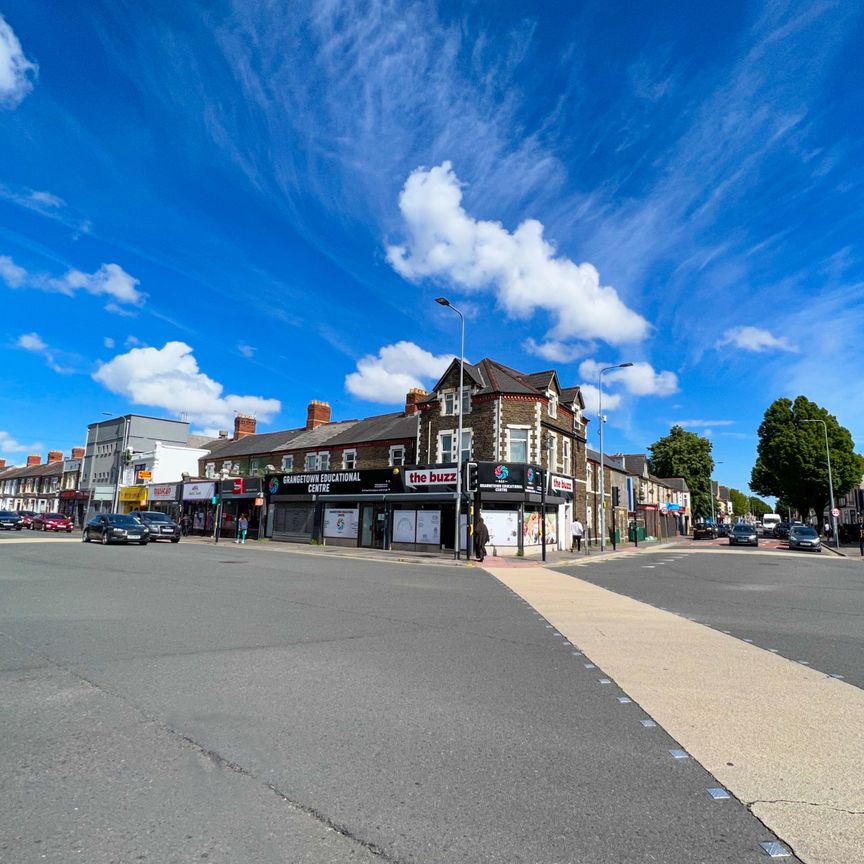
left=360, top=504, right=387, bottom=548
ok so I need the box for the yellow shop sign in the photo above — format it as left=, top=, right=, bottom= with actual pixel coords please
left=119, top=486, right=148, bottom=503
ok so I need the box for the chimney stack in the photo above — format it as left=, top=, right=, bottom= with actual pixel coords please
left=306, top=400, right=331, bottom=430
left=404, top=388, right=428, bottom=416
left=0, top=459, right=6, bottom=470
left=47, top=450, right=63, bottom=464
left=71, top=447, right=85, bottom=460
left=233, top=414, right=257, bottom=439
left=27, top=455, right=41, bottom=467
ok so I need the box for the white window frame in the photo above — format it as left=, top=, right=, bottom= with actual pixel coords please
left=305, top=453, right=318, bottom=471
left=438, top=431, right=456, bottom=463
left=547, top=391, right=558, bottom=418
left=442, top=391, right=456, bottom=416
left=318, top=452, right=330, bottom=470
left=281, top=454, right=294, bottom=472
left=389, top=445, right=406, bottom=467
left=507, top=427, right=530, bottom=463
left=563, top=438, right=571, bottom=475
left=343, top=449, right=357, bottom=469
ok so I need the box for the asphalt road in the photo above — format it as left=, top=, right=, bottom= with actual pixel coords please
left=1, top=535, right=799, bottom=864
left=554, top=543, right=864, bottom=689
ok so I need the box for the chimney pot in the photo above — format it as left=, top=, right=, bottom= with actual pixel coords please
left=404, top=388, right=428, bottom=416
left=306, top=400, right=332, bottom=430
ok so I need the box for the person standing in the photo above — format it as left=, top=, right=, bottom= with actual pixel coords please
left=859, top=521, right=864, bottom=557
left=474, top=515, right=489, bottom=562
left=571, top=517, right=584, bottom=552
left=235, top=513, right=249, bottom=544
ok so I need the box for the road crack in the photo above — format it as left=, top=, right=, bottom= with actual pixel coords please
left=748, top=798, right=864, bottom=815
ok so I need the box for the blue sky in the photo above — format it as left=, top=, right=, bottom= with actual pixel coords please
left=1, top=1, right=862, bottom=496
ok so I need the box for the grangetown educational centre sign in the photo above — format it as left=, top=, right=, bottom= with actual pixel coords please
left=265, top=469, right=404, bottom=496
left=477, top=462, right=544, bottom=494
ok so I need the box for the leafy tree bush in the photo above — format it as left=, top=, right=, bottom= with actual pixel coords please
left=648, top=426, right=713, bottom=519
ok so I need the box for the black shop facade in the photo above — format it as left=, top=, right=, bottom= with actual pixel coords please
left=263, top=462, right=567, bottom=557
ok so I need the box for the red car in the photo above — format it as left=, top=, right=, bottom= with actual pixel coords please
left=32, top=512, right=74, bottom=532
left=17, top=510, right=38, bottom=529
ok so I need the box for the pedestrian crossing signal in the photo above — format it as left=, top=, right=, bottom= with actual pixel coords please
left=466, top=462, right=479, bottom=492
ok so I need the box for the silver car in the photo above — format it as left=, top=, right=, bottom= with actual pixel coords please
left=729, top=523, right=758, bottom=546
left=788, top=525, right=821, bottom=552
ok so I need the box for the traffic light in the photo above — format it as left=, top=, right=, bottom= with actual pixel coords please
left=612, top=486, right=620, bottom=507
left=466, top=462, right=479, bottom=492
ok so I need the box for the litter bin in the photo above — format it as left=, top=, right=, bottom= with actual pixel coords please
left=628, top=524, right=646, bottom=542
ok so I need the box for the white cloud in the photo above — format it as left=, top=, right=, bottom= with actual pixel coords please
left=346, top=341, right=454, bottom=403
left=523, top=338, right=592, bottom=364
left=238, top=343, right=256, bottom=359
left=0, top=254, right=145, bottom=311
left=578, top=359, right=679, bottom=397
left=93, top=341, right=281, bottom=429
left=716, top=326, right=798, bottom=353
left=0, top=430, right=40, bottom=456
left=672, top=419, right=735, bottom=428
left=29, top=190, right=64, bottom=208
left=0, top=14, right=37, bottom=108
left=387, top=162, right=649, bottom=346
left=103, top=337, right=115, bottom=349
left=15, top=331, right=71, bottom=374
left=579, top=384, right=622, bottom=416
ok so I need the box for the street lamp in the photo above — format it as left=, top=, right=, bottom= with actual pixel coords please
left=436, top=297, right=465, bottom=559
left=598, top=362, right=633, bottom=552
left=803, top=418, right=839, bottom=548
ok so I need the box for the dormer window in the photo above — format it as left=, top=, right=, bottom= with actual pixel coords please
left=440, top=387, right=471, bottom=416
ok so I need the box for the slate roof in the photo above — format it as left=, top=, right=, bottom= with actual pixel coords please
left=323, top=412, right=418, bottom=447
left=614, top=453, right=649, bottom=477
left=587, top=449, right=628, bottom=471
left=0, top=461, right=63, bottom=481
left=425, top=358, right=578, bottom=402
left=663, top=476, right=690, bottom=492
left=202, top=421, right=359, bottom=460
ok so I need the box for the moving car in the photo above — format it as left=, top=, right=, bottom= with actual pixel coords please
left=17, top=510, right=38, bottom=529
left=761, top=513, right=782, bottom=536
left=32, top=512, right=73, bottom=532
left=0, top=510, right=23, bottom=530
left=82, top=513, right=150, bottom=545
left=692, top=521, right=717, bottom=540
left=773, top=522, right=790, bottom=539
left=729, top=523, right=758, bottom=546
left=128, top=510, right=181, bottom=543
left=788, top=525, right=821, bottom=552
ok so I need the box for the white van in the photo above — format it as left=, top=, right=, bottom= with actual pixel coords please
left=761, top=513, right=781, bottom=536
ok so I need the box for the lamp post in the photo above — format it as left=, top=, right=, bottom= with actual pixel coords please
left=598, top=362, right=633, bottom=552
left=436, top=297, right=465, bottom=559
left=803, top=418, right=838, bottom=548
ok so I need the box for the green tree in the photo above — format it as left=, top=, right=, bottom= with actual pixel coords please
left=648, top=426, right=714, bottom=519
left=750, top=396, right=859, bottom=521
left=729, top=488, right=751, bottom=518
left=749, top=497, right=772, bottom=518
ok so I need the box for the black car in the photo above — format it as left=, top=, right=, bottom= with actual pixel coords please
left=692, top=522, right=717, bottom=540
left=0, top=510, right=23, bottom=530
left=129, top=510, right=181, bottom=542
left=83, top=513, right=150, bottom=545
left=773, top=522, right=790, bottom=539
left=729, top=523, right=758, bottom=546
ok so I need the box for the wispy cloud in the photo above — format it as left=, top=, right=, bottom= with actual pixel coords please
left=672, top=419, right=736, bottom=428
left=0, top=14, right=37, bottom=108
left=345, top=341, right=453, bottom=403
left=93, top=341, right=281, bottom=429
left=578, top=359, right=678, bottom=397
left=0, top=254, right=145, bottom=311
left=15, top=332, right=74, bottom=374
left=0, top=430, right=41, bottom=458
left=523, top=338, right=593, bottom=364
left=716, top=326, right=798, bottom=353
left=237, top=343, right=256, bottom=359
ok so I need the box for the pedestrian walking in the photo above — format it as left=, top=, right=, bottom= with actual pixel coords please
left=235, top=513, right=249, bottom=544
left=571, top=517, right=584, bottom=552
left=474, top=515, right=489, bottom=562
left=859, top=522, right=864, bottom=557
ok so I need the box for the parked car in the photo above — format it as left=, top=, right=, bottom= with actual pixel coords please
left=0, top=510, right=23, bottom=530
left=17, top=510, right=38, bottom=529
left=773, top=522, right=790, bottom=539
left=716, top=523, right=730, bottom=538
left=82, top=513, right=150, bottom=545
left=788, top=525, right=821, bottom=553
left=32, top=512, right=74, bottom=532
left=729, top=523, right=758, bottom=546
left=128, top=510, right=181, bottom=543
left=692, top=521, right=717, bottom=540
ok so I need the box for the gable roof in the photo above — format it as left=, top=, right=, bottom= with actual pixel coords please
left=614, top=453, right=649, bottom=477
left=323, top=412, right=418, bottom=447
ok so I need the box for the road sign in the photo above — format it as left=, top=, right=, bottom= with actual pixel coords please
left=831, top=507, right=840, bottom=517
left=137, top=470, right=152, bottom=481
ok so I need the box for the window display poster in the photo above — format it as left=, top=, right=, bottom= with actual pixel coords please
left=323, top=507, right=359, bottom=539
left=485, top=510, right=519, bottom=547
left=393, top=510, right=417, bottom=543
left=416, top=510, right=441, bottom=543
left=523, top=511, right=558, bottom=546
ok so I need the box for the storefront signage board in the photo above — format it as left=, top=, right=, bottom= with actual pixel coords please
left=477, top=462, right=543, bottom=494
left=183, top=481, right=215, bottom=501
left=403, top=467, right=458, bottom=488
left=550, top=474, right=574, bottom=494
left=149, top=484, right=177, bottom=501
left=266, top=469, right=403, bottom=497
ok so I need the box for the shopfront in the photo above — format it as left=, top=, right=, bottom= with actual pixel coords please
left=476, top=462, right=565, bottom=557
left=181, top=481, right=217, bottom=535
left=147, top=483, right=180, bottom=518
left=118, top=485, right=148, bottom=513
left=58, top=490, right=90, bottom=526
left=218, top=477, right=263, bottom=540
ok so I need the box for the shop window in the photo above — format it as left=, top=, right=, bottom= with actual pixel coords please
left=343, top=449, right=357, bottom=469
left=281, top=454, right=294, bottom=472
left=389, top=445, right=405, bottom=467
left=507, top=428, right=529, bottom=463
